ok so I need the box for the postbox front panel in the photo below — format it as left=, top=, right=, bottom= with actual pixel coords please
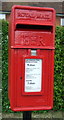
left=9, top=49, right=54, bottom=111
left=8, top=5, right=55, bottom=111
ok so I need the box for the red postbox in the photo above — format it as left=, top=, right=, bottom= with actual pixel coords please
left=8, top=5, right=55, bottom=111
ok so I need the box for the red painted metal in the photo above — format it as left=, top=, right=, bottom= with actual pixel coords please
left=8, top=5, right=56, bottom=111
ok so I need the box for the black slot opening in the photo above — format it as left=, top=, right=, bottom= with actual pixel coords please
left=16, top=24, right=53, bottom=32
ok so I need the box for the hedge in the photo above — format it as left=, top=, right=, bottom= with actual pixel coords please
left=1, top=20, right=64, bottom=113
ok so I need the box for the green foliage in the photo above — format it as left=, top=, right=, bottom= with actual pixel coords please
left=53, top=26, right=64, bottom=111
left=2, top=20, right=13, bottom=113
left=1, top=20, right=64, bottom=113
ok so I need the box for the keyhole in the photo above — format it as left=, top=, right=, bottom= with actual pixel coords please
left=20, top=77, right=22, bottom=79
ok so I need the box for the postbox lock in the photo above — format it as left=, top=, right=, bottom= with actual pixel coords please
left=20, top=77, right=22, bottom=79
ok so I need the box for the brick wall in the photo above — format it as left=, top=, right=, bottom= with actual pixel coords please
left=56, top=16, right=60, bottom=26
